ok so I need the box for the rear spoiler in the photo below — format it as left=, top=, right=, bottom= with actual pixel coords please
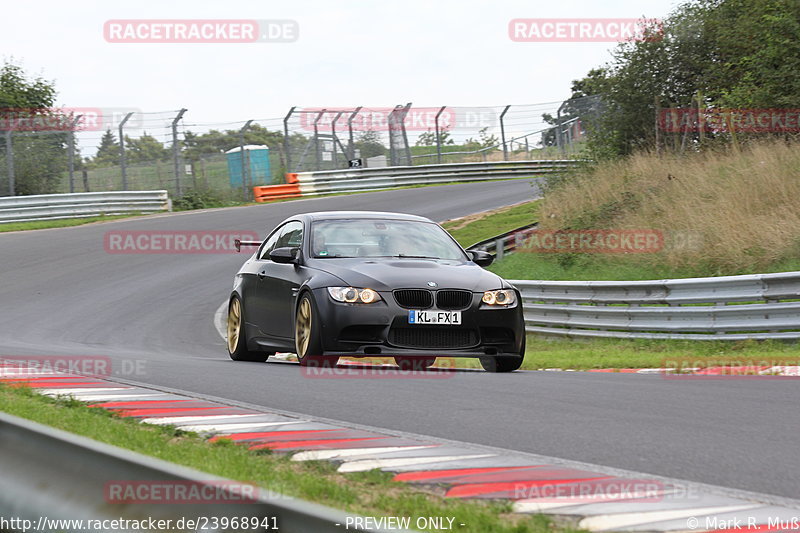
left=234, top=239, right=262, bottom=252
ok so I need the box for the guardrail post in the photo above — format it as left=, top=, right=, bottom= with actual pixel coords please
left=499, top=105, right=511, bottom=161
left=4, top=130, right=14, bottom=196
left=283, top=106, right=295, bottom=173
left=118, top=112, right=134, bottom=191
left=171, top=108, right=187, bottom=197
left=495, top=237, right=505, bottom=261
left=434, top=106, right=446, bottom=164
left=347, top=106, right=362, bottom=159
left=67, top=114, right=83, bottom=194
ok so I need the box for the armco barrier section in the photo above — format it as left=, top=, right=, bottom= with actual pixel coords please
left=253, top=183, right=301, bottom=202
left=0, top=191, right=171, bottom=224
left=0, top=412, right=400, bottom=533
left=511, top=272, right=800, bottom=340
left=254, top=160, right=581, bottom=202
left=467, top=222, right=538, bottom=261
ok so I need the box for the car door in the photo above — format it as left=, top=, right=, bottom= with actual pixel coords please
left=242, top=226, right=281, bottom=337
left=252, top=221, right=306, bottom=339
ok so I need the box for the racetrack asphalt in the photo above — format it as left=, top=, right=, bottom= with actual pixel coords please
left=0, top=179, right=798, bottom=499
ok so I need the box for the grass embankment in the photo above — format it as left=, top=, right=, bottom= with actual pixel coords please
left=0, top=384, right=571, bottom=533
left=434, top=146, right=800, bottom=369
left=491, top=141, right=800, bottom=281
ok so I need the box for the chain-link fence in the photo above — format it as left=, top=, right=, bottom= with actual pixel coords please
left=0, top=96, right=600, bottom=200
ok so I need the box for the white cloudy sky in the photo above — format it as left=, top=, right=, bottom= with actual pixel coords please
left=2, top=0, right=681, bottom=151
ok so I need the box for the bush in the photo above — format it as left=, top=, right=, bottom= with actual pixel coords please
left=172, top=188, right=229, bottom=211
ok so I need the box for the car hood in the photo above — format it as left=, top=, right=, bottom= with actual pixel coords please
left=307, top=258, right=506, bottom=292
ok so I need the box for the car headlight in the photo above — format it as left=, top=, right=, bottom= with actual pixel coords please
left=327, top=287, right=382, bottom=304
left=482, top=289, right=517, bottom=306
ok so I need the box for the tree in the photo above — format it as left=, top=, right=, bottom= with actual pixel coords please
left=183, top=124, right=284, bottom=162
left=0, top=63, right=56, bottom=109
left=463, top=127, right=499, bottom=151
left=573, top=0, right=800, bottom=157
left=0, top=61, right=65, bottom=195
left=415, top=127, right=454, bottom=147
left=93, top=129, right=119, bottom=167
left=354, top=130, right=387, bottom=158
left=124, top=132, right=169, bottom=163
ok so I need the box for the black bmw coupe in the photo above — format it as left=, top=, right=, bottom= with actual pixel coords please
left=227, top=211, right=525, bottom=372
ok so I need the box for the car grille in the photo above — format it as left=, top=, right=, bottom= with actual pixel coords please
left=394, top=289, right=433, bottom=309
left=436, top=290, right=473, bottom=310
left=389, top=327, right=477, bottom=349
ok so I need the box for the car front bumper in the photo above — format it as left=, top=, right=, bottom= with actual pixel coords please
left=310, top=288, right=525, bottom=358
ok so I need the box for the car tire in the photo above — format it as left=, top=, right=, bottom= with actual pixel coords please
left=480, top=336, right=525, bottom=373
left=295, top=292, right=338, bottom=368
left=227, top=295, right=269, bottom=362
left=394, top=356, right=436, bottom=370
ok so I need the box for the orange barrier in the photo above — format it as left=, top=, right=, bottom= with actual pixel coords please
left=253, top=184, right=301, bottom=202
left=285, top=173, right=299, bottom=184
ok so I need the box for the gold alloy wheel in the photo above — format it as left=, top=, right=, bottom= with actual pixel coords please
left=296, top=298, right=312, bottom=357
left=227, top=298, right=241, bottom=354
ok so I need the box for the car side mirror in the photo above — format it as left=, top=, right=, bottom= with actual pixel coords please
left=468, top=250, right=494, bottom=267
left=270, top=247, right=299, bottom=264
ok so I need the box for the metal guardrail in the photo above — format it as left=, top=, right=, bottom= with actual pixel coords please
left=0, top=191, right=171, bottom=224
left=254, top=160, right=581, bottom=201
left=511, top=273, right=800, bottom=340
left=0, top=411, right=407, bottom=533
left=467, top=222, right=538, bottom=261
left=465, top=224, right=800, bottom=340
left=295, top=160, right=579, bottom=195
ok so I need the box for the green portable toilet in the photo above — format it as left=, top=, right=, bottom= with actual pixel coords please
left=226, top=145, right=271, bottom=188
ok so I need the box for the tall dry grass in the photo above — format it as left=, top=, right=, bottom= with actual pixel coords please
left=539, top=141, right=800, bottom=274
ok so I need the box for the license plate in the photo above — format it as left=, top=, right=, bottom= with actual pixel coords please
left=408, top=310, right=461, bottom=325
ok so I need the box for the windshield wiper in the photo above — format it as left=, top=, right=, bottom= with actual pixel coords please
left=392, top=254, right=440, bottom=259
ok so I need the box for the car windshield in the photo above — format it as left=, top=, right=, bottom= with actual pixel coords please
left=311, top=219, right=466, bottom=260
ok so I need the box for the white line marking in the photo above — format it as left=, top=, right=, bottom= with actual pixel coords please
left=141, top=414, right=296, bottom=425
left=292, top=446, right=436, bottom=462
left=178, top=420, right=305, bottom=432
left=38, top=388, right=130, bottom=396
left=513, top=490, right=678, bottom=513
left=42, top=393, right=169, bottom=402
left=578, top=504, right=761, bottom=531
left=338, top=454, right=494, bottom=473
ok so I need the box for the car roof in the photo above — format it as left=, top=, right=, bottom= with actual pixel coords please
left=299, top=211, right=434, bottom=223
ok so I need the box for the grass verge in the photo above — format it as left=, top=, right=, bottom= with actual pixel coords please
left=443, top=200, right=540, bottom=248
left=0, top=214, right=143, bottom=233
left=0, top=383, right=576, bottom=533
left=517, top=336, right=800, bottom=370
left=342, top=335, right=800, bottom=371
